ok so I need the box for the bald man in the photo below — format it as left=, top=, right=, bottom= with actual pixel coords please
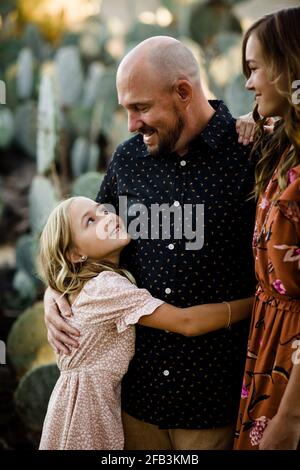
left=44, top=36, right=256, bottom=450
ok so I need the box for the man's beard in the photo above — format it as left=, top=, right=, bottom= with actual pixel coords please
left=143, top=113, right=185, bottom=158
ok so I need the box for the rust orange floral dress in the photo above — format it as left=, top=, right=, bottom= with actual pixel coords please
left=234, top=161, right=300, bottom=450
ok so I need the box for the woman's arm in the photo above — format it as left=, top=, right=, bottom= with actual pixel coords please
left=138, top=297, right=253, bottom=336
left=259, top=360, right=300, bottom=450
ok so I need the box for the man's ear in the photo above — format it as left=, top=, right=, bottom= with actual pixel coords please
left=174, top=79, right=193, bottom=105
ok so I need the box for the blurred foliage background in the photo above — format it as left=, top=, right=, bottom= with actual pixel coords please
left=0, top=0, right=299, bottom=450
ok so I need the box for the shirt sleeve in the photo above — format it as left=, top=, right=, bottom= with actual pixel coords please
left=74, top=271, right=164, bottom=332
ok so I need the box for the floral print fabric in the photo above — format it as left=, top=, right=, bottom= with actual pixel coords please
left=234, top=162, right=300, bottom=450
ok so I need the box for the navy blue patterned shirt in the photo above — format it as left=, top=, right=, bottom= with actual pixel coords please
left=96, top=100, right=256, bottom=429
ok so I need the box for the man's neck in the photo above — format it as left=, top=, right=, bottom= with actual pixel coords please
left=175, top=100, right=216, bottom=156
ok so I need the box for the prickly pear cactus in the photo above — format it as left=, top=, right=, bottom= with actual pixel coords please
left=29, top=175, right=58, bottom=235
left=37, top=71, right=57, bottom=174
left=7, top=301, right=56, bottom=379
left=0, top=107, right=14, bottom=148
left=12, top=269, right=37, bottom=305
left=54, top=46, right=83, bottom=108
left=70, top=137, right=89, bottom=178
left=82, top=62, right=104, bottom=108
left=14, top=100, right=37, bottom=158
left=15, top=233, right=39, bottom=280
left=16, top=47, right=34, bottom=100
left=70, top=138, right=100, bottom=178
left=72, top=171, right=105, bottom=200
left=14, top=363, right=59, bottom=433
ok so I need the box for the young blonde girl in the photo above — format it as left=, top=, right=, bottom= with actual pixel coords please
left=38, top=196, right=252, bottom=450
left=234, top=7, right=300, bottom=450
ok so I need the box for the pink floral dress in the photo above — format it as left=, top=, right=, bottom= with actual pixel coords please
left=39, top=271, right=164, bottom=450
left=234, top=162, right=300, bottom=449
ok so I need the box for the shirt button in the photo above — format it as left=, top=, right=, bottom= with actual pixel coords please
left=168, top=243, right=174, bottom=250
left=165, top=287, right=171, bottom=294
left=174, top=201, right=180, bottom=207
left=163, top=370, right=170, bottom=376
left=180, top=160, right=186, bottom=166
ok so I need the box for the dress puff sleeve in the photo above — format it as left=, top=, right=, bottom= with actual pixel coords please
left=277, top=165, right=300, bottom=235
left=72, top=271, right=164, bottom=332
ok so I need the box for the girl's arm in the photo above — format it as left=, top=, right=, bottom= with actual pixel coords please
left=138, top=297, right=253, bottom=336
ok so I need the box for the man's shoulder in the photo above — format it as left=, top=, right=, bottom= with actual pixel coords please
left=113, top=133, right=144, bottom=158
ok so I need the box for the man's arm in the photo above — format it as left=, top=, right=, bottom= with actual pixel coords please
left=44, top=287, right=80, bottom=355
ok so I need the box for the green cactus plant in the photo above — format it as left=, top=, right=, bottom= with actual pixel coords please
left=7, top=301, right=56, bottom=379
left=12, top=269, right=37, bottom=305
left=82, top=62, right=105, bottom=109
left=23, top=23, right=50, bottom=61
left=14, top=363, right=59, bottom=433
left=70, top=138, right=100, bottom=178
left=68, top=105, right=92, bottom=136
left=54, top=46, right=84, bottom=108
left=0, top=107, right=14, bottom=148
left=72, top=171, right=105, bottom=200
left=14, top=100, right=37, bottom=158
left=186, top=1, right=242, bottom=48
left=88, top=142, right=100, bottom=172
left=29, top=175, right=59, bottom=235
left=15, top=233, right=41, bottom=282
left=37, top=71, right=57, bottom=174
left=16, top=47, right=34, bottom=100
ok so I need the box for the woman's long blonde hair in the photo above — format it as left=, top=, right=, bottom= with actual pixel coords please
left=37, top=197, right=135, bottom=298
left=242, top=7, right=300, bottom=198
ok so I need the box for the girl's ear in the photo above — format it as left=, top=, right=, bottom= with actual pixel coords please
left=66, top=248, right=81, bottom=264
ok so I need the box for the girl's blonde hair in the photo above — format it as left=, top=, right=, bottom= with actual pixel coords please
left=242, top=7, right=300, bottom=198
left=37, top=197, right=135, bottom=297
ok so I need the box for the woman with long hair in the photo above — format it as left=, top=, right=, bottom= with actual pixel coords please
left=234, top=7, right=300, bottom=450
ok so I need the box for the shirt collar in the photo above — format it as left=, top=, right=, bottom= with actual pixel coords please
left=188, top=100, right=234, bottom=153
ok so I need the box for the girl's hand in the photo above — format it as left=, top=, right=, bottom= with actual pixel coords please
left=236, top=114, right=276, bottom=146
left=259, top=413, right=300, bottom=450
left=44, top=286, right=80, bottom=355
left=236, top=112, right=256, bottom=146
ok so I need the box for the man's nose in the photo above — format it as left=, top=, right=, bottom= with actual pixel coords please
left=128, top=112, right=142, bottom=133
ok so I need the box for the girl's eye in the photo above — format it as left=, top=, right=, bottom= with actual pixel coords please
left=87, top=217, right=94, bottom=225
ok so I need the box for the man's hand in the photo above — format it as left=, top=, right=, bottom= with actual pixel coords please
left=259, top=413, right=300, bottom=450
left=44, top=287, right=80, bottom=355
left=236, top=112, right=256, bottom=146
